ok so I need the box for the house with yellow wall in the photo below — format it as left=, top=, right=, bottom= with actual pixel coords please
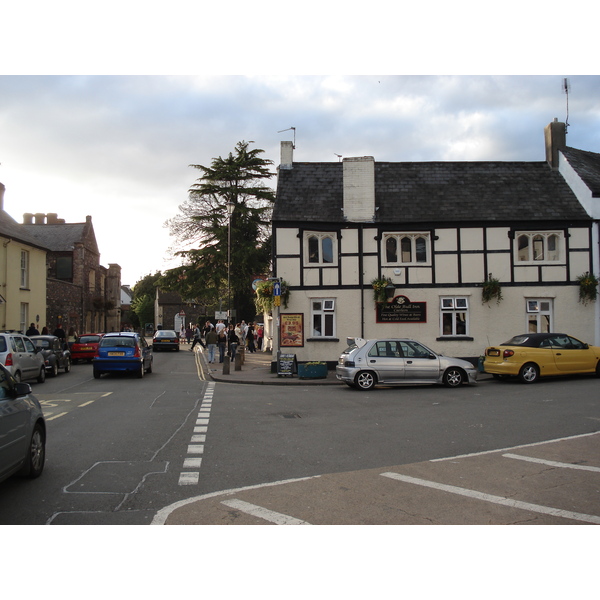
left=0, top=183, right=48, bottom=332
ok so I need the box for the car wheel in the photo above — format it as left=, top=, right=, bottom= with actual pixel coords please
left=64, top=358, right=71, bottom=373
left=37, top=367, right=46, bottom=383
left=50, top=361, right=59, bottom=377
left=18, top=422, right=45, bottom=478
left=146, top=359, right=153, bottom=374
left=443, top=367, right=464, bottom=387
left=355, top=370, right=376, bottom=391
left=93, top=369, right=101, bottom=379
left=14, top=370, right=22, bottom=383
left=137, top=364, right=145, bottom=378
left=519, top=363, right=540, bottom=384
left=596, top=361, right=600, bottom=378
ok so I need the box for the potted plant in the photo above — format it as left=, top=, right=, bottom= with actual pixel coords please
left=481, top=273, right=503, bottom=305
left=297, top=361, right=328, bottom=379
left=371, top=277, right=393, bottom=303
left=576, top=271, right=599, bottom=305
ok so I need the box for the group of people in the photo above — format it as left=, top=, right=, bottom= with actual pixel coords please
left=183, top=320, right=264, bottom=364
left=25, top=323, right=78, bottom=347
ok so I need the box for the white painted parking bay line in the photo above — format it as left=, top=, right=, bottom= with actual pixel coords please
left=179, top=472, right=200, bottom=485
left=221, top=499, right=311, bottom=525
left=503, top=453, right=600, bottom=473
left=381, top=472, right=600, bottom=525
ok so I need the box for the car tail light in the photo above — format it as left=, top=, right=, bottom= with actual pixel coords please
left=503, top=349, right=515, bottom=358
left=133, top=345, right=141, bottom=358
left=5, top=352, right=13, bottom=366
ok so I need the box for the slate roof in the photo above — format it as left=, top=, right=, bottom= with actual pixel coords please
left=274, top=161, right=590, bottom=225
left=0, top=209, right=49, bottom=250
left=562, top=147, right=600, bottom=198
left=22, top=222, right=99, bottom=253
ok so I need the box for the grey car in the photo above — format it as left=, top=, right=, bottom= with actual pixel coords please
left=336, top=337, right=478, bottom=390
left=0, top=331, right=46, bottom=384
left=0, top=363, right=46, bottom=483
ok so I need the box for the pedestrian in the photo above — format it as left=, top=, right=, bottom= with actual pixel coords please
left=67, top=327, right=78, bottom=348
left=205, top=327, right=218, bottom=363
left=256, top=324, right=264, bottom=350
left=217, top=327, right=227, bottom=362
left=54, top=323, right=66, bottom=343
left=227, top=323, right=239, bottom=359
left=247, top=324, right=256, bottom=353
left=190, top=323, right=203, bottom=351
left=26, top=323, right=40, bottom=337
left=185, top=325, right=193, bottom=344
left=215, top=319, right=226, bottom=334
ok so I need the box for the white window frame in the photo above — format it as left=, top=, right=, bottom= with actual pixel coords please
left=310, top=298, right=337, bottom=338
left=439, top=296, right=469, bottom=337
left=526, top=298, right=553, bottom=333
left=20, top=250, right=29, bottom=289
left=305, top=232, right=337, bottom=266
left=20, top=303, right=28, bottom=334
left=382, top=232, right=431, bottom=266
left=515, top=231, right=563, bottom=264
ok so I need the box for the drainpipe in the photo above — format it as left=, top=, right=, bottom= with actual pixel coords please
left=359, top=224, right=365, bottom=339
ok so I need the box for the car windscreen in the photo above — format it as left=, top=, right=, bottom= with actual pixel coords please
left=78, top=335, right=101, bottom=343
left=100, top=336, right=136, bottom=348
left=33, top=339, right=51, bottom=349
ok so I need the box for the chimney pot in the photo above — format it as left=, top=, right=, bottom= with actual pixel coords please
left=34, top=213, right=46, bottom=224
left=23, top=213, right=34, bottom=224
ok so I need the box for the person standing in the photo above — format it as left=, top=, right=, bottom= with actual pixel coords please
left=217, top=327, right=227, bottom=362
left=185, top=325, right=193, bottom=344
left=227, top=323, right=239, bottom=359
left=247, top=324, right=256, bottom=353
left=67, top=327, right=78, bottom=348
left=256, top=324, right=264, bottom=351
left=26, top=323, right=40, bottom=337
left=54, top=323, right=66, bottom=343
left=205, top=327, right=218, bottom=363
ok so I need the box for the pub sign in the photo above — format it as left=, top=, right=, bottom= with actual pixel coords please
left=376, top=295, right=427, bottom=323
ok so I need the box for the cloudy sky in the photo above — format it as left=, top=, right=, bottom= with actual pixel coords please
left=2, top=5, right=599, bottom=288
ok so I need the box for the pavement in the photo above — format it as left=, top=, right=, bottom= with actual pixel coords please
left=152, top=343, right=600, bottom=525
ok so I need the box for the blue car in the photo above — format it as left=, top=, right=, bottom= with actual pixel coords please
left=93, top=332, right=153, bottom=379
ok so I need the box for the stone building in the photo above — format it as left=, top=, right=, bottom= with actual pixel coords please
left=22, top=212, right=121, bottom=334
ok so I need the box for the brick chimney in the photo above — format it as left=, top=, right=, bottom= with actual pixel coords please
left=545, top=118, right=566, bottom=170
left=342, top=156, right=376, bottom=222
left=280, top=141, right=294, bottom=170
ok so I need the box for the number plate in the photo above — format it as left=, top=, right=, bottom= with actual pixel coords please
left=108, top=351, right=125, bottom=356
left=487, top=349, right=500, bottom=357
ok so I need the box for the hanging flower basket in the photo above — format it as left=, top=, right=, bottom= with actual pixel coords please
left=481, top=273, right=503, bottom=305
left=576, top=271, right=599, bottom=305
left=371, top=277, right=392, bottom=303
left=254, top=280, right=290, bottom=313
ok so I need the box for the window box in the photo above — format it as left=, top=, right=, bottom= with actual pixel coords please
left=297, top=361, right=328, bottom=379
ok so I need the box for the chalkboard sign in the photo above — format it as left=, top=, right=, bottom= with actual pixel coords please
left=277, top=351, right=296, bottom=377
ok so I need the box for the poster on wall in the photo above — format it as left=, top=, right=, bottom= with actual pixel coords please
left=280, top=313, right=304, bottom=347
left=376, top=295, right=427, bottom=323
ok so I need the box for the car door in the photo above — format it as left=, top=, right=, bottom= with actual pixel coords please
left=400, top=340, right=441, bottom=381
left=11, top=336, right=34, bottom=379
left=0, top=368, right=28, bottom=478
left=366, top=341, right=405, bottom=382
left=551, top=335, right=597, bottom=373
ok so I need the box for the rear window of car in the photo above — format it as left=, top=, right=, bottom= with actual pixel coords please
left=79, top=335, right=101, bottom=343
left=502, top=335, right=535, bottom=347
left=100, top=336, right=136, bottom=348
left=156, top=331, right=177, bottom=337
left=0, top=338, right=6, bottom=353
left=33, top=339, right=51, bottom=349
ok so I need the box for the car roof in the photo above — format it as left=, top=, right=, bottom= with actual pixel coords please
left=501, top=333, right=571, bottom=347
left=104, top=332, right=138, bottom=337
left=30, top=335, right=57, bottom=339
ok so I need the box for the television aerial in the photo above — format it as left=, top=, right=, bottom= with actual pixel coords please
left=563, top=78, right=570, bottom=135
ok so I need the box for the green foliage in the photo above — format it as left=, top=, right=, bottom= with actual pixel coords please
left=371, top=277, right=392, bottom=303
left=131, top=294, right=154, bottom=327
left=577, top=271, right=599, bottom=305
left=164, top=141, right=275, bottom=320
left=482, top=273, right=503, bottom=305
left=254, top=280, right=290, bottom=314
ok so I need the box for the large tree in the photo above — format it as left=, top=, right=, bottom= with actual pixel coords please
left=162, top=141, right=275, bottom=321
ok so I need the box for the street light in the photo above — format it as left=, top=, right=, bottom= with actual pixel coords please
left=226, top=201, right=235, bottom=322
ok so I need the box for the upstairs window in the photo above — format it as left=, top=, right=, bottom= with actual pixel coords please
left=305, top=232, right=336, bottom=265
left=20, top=250, right=29, bottom=288
left=383, top=233, right=430, bottom=265
left=516, top=232, right=562, bottom=263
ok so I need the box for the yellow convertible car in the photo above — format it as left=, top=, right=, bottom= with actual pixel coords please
left=483, top=333, right=600, bottom=383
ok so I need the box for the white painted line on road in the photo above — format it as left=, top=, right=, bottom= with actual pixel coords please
left=79, top=401, right=94, bottom=407
left=191, top=434, right=206, bottom=443
left=381, top=472, right=600, bottom=524
left=187, top=444, right=204, bottom=454
left=194, top=426, right=207, bottom=433
left=45, top=412, right=68, bottom=421
left=503, top=453, right=600, bottom=472
left=179, top=472, right=200, bottom=485
left=184, top=458, right=203, bottom=468
left=221, top=499, right=311, bottom=525
left=196, top=419, right=209, bottom=425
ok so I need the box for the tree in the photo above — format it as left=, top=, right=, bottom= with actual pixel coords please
left=131, top=272, right=162, bottom=329
left=163, top=141, right=275, bottom=320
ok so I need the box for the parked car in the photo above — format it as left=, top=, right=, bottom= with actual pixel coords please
left=70, top=333, right=104, bottom=363
left=30, top=335, right=71, bottom=377
left=93, top=332, right=153, bottom=379
left=0, top=331, right=46, bottom=384
left=152, top=329, right=180, bottom=352
left=336, top=337, right=478, bottom=390
left=0, top=363, right=46, bottom=483
left=483, top=332, right=600, bottom=383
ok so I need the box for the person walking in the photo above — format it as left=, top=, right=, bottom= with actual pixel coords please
left=217, top=327, right=227, bottom=362
left=190, top=323, right=203, bottom=351
left=227, top=323, right=239, bottom=359
left=67, top=327, right=78, bottom=348
left=247, top=324, right=256, bottom=353
left=26, top=323, right=40, bottom=337
left=256, top=324, right=264, bottom=351
left=205, top=327, right=218, bottom=363
left=185, top=325, right=193, bottom=344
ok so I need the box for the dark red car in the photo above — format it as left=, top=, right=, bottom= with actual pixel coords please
left=70, top=334, right=104, bottom=363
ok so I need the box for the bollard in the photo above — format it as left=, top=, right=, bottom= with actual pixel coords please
left=222, top=356, right=230, bottom=375
left=234, top=352, right=242, bottom=371
left=239, top=345, right=246, bottom=365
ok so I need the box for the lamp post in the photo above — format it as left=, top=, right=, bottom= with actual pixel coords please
left=226, top=201, right=235, bottom=322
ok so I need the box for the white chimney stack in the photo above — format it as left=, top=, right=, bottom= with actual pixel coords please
left=342, top=156, right=376, bottom=222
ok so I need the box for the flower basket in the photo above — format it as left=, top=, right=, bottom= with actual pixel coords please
left=481, top=273, right=503, bottom=305
left=577, top=271, right=599, bottom=305
left=371, top=277, right=392, bottom=303
left=297, top=361, right=328, bottom=379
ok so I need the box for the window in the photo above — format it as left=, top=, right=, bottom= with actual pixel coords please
left=56, top=256, right=73, bottom=279
left=440, top=297, right=469, bottom=336
left=383, top=233, right=430, bottom=265
left=310, top=299, right=336, bottom=338
left=305, top=232, right=336, bottom=265
left=526, top=298, right=553, bottom=333
left=516, top=232, right=561, bottom=263
left=20, top=303, right=28, bottom=334
left=20, top=250, right=29, bottom=288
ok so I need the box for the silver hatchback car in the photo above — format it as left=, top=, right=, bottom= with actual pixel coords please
left=0, top=331, right=46, bottom=384
left=336, top=337, right=478, bottom=390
